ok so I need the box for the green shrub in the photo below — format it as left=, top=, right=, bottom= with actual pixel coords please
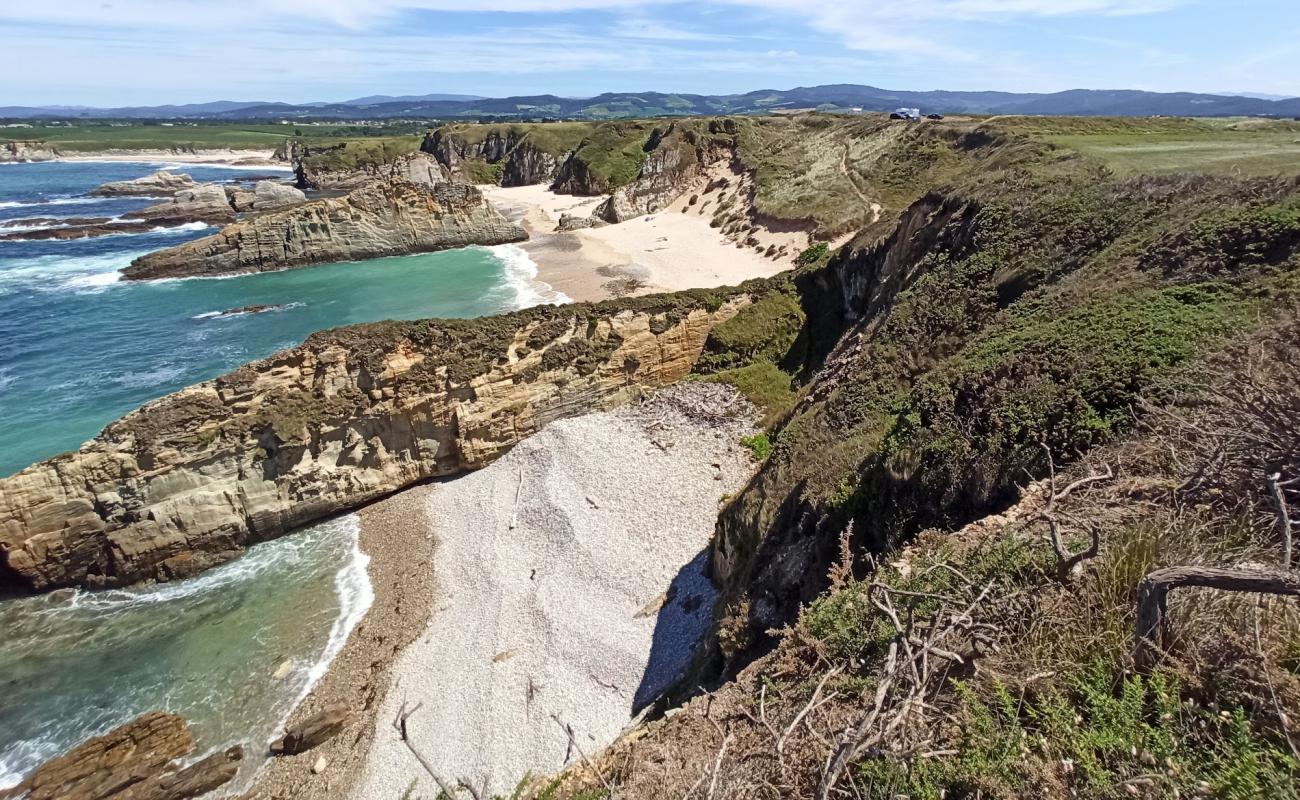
left=698, top=360, right=796, bottom=427
left=740, top=432, right=772, bottom=461
left=796, top=242, right=830, bottom=266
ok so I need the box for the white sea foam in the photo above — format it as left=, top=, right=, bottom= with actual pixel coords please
left=488, top=243, right=572, bottom=310
left=294, top=516, right=373, bottom=724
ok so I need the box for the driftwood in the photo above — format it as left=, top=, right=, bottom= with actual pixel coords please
left=1268, top=472, right=1296, bottom=569
left=1134, top=566, right=1300, bottom=670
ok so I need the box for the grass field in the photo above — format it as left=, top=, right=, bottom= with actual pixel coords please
left=0, top=122, right=432, bottom=152
left=994, top=116, right=1300, bottom=177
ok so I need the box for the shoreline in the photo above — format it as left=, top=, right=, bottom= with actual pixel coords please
left=481, top=184, right=791, bottom=303
left=54, top=149, right=286, bottom=167
left=242, top=488, right=437, bottom=800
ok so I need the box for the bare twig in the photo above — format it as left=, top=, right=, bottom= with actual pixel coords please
left=1268, top=473, right=1295, bottom=569
left=551, top=714, right=614, bottom=795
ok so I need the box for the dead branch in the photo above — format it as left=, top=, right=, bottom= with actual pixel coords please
left=550, top=713, right=615, bottom=796
left=1268, top=473, right=1295, bottom=569
left=1134, top=566, right=1300, bottom=670
left=777, top=667, right=841, bottom=755
left=1036, top=441, right=1113, bottom=581
left=706, top=729, right=733, bottom=800
left=391, top=700, right=465, bottom=799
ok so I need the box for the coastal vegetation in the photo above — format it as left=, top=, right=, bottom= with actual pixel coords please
left=4, top=109, right=1300, bottom=798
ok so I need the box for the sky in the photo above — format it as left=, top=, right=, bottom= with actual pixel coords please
left=1, top=0, right=1297, bottom=106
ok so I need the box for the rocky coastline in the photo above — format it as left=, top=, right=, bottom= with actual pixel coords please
left=0, top=290, right=760, bottom=592
left=122, top=178, right=526, bottom=280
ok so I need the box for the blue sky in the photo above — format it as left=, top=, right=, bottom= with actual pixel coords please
left=2, top=1, right=1296, bottom=106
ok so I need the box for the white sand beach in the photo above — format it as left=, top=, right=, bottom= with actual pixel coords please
left=57, top=149, right=286, bottom=167
left=481, top=184, right=790, bottom=302
left=350, top=384, right=760, bottom=799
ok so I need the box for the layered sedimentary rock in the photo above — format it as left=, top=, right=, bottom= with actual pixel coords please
left=251, top=180, right=306, bottom=211
left=592, top=124, right=719, bottom=223
left=296, top=150, right=446, bottom=190
left=0, top=293, right=756, bottom=592
left=122, top=178, right=525, bottom=280
left=422, top=129, right=566, bottom=187
left=0, top=141, right=60, bottom=163
left=125, top=185, right=236, bottom=226
left=88, top=171, right=197, bottom=197
left=0, top=712, right=241, bottom=800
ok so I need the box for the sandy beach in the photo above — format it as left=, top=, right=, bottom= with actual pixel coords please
left=481, top=184, right=790, bottom=303
left=57, top=149, right=286, bottom=167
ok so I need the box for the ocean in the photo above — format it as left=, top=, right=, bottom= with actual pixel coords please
left=0, top=160, right=562, bottom=477
left=0, top=159, right=561, bottom=792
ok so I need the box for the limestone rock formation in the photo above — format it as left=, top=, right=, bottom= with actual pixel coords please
left=251, top=180, right=306, bottom=211
left=125, top=185, right=235, bottom=226
left=423, top=129, right=566, bottom=187
left=297, top=150, right=447, bottom=190
left=122, top=178, right=525, bottom=280
left=270, top=704, right=350, bottom=756
left=556, top=213, right=606, bottom=232
left=225, top=187, right=256, bottom=212
left=0, top=141, right=60, bottom=163
left=0, top=711, right=242, bottom=800
left=88, top=171, right=197, bottom=198
left=0, top=292, right=757, bottom=591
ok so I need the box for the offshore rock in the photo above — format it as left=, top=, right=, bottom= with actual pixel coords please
left=122, top=178, right=525, bottom=280
left=0, top=292, right=754, bottom=591
left=88, top=171, right=197, bottom=197
left=125, top=184, right=236, bottom=226
left=297, top=150, right=447, bottom=191
left=251, top=180, right=306, bottom=211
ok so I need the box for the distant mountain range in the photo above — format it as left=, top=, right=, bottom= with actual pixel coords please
left=3, top=85, right=1298, bottom=121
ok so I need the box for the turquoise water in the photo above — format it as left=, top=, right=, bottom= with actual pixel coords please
left=0, top=160, right=555, bottom=476
left=0, top=161, right=557, bottom=792
left=0, top=515, right=370, bottom=792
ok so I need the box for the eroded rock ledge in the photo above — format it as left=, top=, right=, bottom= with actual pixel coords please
left=122, top=178, right=525, bottom=280
left=0, top=291, right=759, bottom=592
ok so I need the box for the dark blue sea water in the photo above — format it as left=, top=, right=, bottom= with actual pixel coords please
left=0, top=160, right=556, bottom=476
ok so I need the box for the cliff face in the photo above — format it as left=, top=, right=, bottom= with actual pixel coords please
left=0, top=141, right=60, bottom=163
left=296, top=148, right=446, bottom=191
left=422, top=129, right=567, bottom=187
left=0, top=293, right=757, bottom=592
left=122, top=179, right=526, bottom=280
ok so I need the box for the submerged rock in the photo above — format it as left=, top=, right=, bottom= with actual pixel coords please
left=88, top=171, right=197, bottom=198
left=123, top=178, right=526, bottom=280
left=0, top=711, right=242, bottom=800
left=0, top=219, right=165, bottom=241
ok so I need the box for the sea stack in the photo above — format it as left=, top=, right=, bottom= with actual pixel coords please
left=123, top=178, right=527, bottom=280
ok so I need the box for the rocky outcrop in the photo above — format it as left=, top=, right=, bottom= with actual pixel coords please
left=270, top=703, right=350, bottom=756
left=251, top=180, right=306, bottom=211
left=0, top=141, right=60, bottom=163
left=0, top=291, right=760, bottom=592
left=297, top=150, right=446, bottom=191
left=125, top=185, right=235, bottom=226
left=423, top=129, right=566, bottom=187
left=557, top=213, right=606, bottom=232
left=123, top=179, right=525, bottom=281
left=0, top=712, right=241, bottom=800
left=0, top=218, right=168, bottom=241
left=88, top=171, right=197, bottom=197
left=593, top=125, right=713, bottom=223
